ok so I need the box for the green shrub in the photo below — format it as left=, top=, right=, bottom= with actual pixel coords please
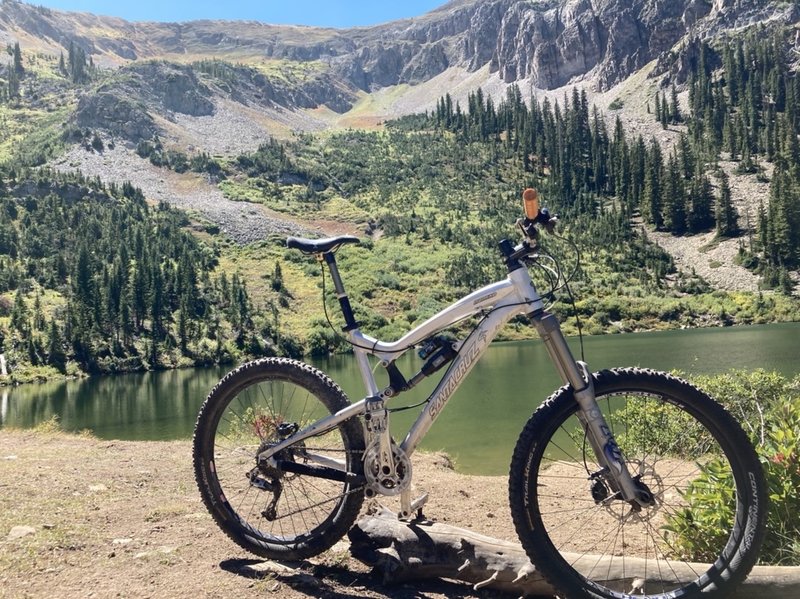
left=663, top=371, right=800, bottom=565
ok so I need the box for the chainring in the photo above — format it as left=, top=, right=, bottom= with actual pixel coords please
left=363, top=441, right=412, bottom=497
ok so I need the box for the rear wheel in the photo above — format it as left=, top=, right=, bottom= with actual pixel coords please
left=193, top=358, right=365, bottom=560
left=509, top=368, right=766, bottom=599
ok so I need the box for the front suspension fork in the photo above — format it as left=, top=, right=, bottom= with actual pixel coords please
left=530, top=311, right=649, bottom=507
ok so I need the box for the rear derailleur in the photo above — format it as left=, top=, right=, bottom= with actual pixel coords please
left=247, top=422, right=301, bottom=521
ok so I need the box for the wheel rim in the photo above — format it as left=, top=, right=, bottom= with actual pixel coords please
left=530, top=389, right=745, bottom=598
left=207, top=376, right=358, bottom=546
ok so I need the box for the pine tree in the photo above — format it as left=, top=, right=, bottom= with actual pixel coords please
left=10, top=288, right=27, bottom=333
left=715, top=171, right=738, bottom=237
left=654, top=93, right=662, bottom=123
left=643, top=139, right=664, bottom=229
left=271, top=261, right=284, bottom=292
left=663, top=152, right=686, bottom=234
left=686, top=174, right=714, bottom=233
left=670, top=85, right=681, bottom=124
left=33, top=292, right=44, bottom=331
left=178, top=299, right=189, bottom=353
left=67, top=41, right=88, bottom=84
left=46, top=320, right=66, bottom=372
left=12, top=42, right=23, bottom=75
left=7, top=68, right=20, bottom=99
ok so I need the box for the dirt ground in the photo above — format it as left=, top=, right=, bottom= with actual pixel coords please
left=0, top=429, right=530, bottom=599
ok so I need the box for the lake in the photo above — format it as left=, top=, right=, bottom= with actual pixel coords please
left=1, top=322, right=798, bottom=474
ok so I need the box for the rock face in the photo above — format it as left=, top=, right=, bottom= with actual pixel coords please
left=74, top=59, right=359, bottom=141
left=325, top=0, right=795, bottom=91
left=2, top=0, right=799, bottom=98
left=75, top=62, right=214, bottom=139
left=76, top=92, right=156, bottom=140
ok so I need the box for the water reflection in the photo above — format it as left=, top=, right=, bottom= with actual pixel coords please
left=1, top=367, right=229, bottom=440
left=1, top=389, right=7, bottom=425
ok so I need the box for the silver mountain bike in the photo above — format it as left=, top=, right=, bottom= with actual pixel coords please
left=193, top=189, right=766, bottom=599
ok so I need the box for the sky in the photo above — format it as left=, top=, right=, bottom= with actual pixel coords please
left=29, top=1, right=451, bottom=28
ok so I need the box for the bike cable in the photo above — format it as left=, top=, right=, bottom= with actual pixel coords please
left=544, top=231, right=586, bottom=363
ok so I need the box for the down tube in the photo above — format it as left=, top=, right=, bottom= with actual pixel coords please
left=400, top=304, right=520, bottom=456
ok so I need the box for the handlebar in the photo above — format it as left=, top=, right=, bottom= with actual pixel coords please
left=499, top=188, right=558, bottom=270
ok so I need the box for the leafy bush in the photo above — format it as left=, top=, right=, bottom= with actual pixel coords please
left=664, top=371, right=800, bottom=565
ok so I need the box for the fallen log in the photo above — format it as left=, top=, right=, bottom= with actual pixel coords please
left=347, top=510, right=800, bottom=598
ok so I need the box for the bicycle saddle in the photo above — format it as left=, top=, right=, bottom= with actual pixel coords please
left=286, top=235, right=361, bottom=254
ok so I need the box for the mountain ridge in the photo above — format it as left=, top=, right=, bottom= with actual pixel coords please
left=2, top=0, right=797, bottom=100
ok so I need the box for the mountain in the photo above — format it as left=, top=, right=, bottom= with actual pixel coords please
left=2, top=0, right=798, bottom=131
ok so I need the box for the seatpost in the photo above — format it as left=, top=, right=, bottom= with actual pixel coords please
left=323, top=252, right=361, bottom=332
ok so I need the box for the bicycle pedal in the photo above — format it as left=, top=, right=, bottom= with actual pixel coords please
left=410, top=492, right=429, bottom=513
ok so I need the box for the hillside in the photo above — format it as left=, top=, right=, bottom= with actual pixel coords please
left=0, top=0, right=799, bottom=380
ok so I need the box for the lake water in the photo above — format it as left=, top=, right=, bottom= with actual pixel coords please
left=1, top=322, right=798, bottom=474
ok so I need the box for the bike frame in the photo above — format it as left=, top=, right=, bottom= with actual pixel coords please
left=261, top=246, right=644, bottom=511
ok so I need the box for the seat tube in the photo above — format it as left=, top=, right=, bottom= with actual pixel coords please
left=323, top=253, right=378, bottom=396
left=324, top=253, right=359, bottom=332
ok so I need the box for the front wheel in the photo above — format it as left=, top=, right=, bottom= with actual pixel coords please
left=193, top=358, right=365, bottom=560
left=509, top=368, right=766, bottom=599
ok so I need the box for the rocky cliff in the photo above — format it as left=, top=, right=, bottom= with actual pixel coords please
left=2, top=0, right=800, bottom=146
left=2, top=0, right=798, bottom=96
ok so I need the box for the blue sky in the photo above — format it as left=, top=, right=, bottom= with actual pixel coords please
left=31, top=1, right=450, bottom=27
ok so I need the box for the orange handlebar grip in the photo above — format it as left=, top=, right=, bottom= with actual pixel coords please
left=523, top=188, right=539, bottom=220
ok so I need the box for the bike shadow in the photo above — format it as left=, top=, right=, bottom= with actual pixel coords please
left=219, top=556, right=532, bottom=598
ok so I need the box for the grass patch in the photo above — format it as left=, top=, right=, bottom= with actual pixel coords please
left=319, top=196, right=370, bottom=223
left=698, top=237, right=723, bottom=253
left=32, top=415, right=63, bottom=434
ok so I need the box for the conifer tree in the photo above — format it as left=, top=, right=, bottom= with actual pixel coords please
left=715, top=171, right=738, bottom=237
left=663, top=152, right=686, bottom=234
left=643, top=139, right=664, bottom=229
left=46, top=320, right=66, bottom=372
left=670, top=85, right=681, bottom=124
left=655, top=92, right=662, bottom=123
left=12, top=42, right=23, bottom=75
left=6, top=68, right=20, bottom=99
left=686, top=174, right=714, bottom=233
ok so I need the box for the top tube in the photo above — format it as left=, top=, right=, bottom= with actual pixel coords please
left=349, top=273, right=536, bottom=364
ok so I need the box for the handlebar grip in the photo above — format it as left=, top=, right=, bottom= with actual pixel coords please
left=523, top=188, right=539, bottom=220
